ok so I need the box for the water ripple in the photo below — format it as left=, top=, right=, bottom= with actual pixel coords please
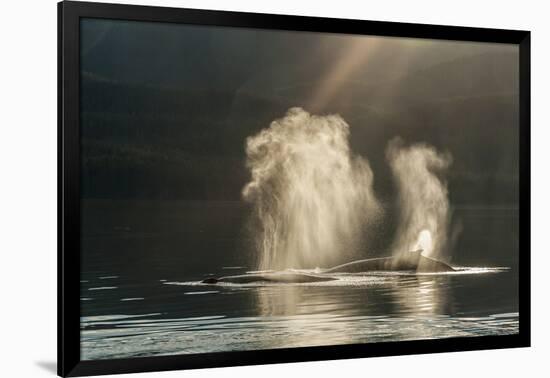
left=81, top=311, right=518, bottom=360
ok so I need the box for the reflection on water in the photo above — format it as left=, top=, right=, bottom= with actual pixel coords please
left=252, top=274, right=453, bottom=318
left=390, top=276, right=451, bottom=315
left=81, top=271, right=518, bottom=360
left=80, top=201, right=519, bottom=361
left=82, top=310, right=518, bottom=360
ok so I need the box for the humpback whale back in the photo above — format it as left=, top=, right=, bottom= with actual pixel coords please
left=325, top=250, right=454, bottom=273
left=201, top=251, right=455, bottom=284
left=202, top=273, right=338, bottom=284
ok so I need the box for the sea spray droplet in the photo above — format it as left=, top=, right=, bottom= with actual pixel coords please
left=414, top=229, right=433, bottom=256
left=243, top=108, right=382, bottom=270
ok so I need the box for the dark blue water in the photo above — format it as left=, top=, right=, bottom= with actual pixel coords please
left=80, top=200, right=519, bottom=360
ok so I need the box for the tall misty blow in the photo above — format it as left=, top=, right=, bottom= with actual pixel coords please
left=386, top=138, right=452, bottom=259
left=243, top=108, right=381, bottom=270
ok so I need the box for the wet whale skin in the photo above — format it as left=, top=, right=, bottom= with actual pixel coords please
left=201, top=251, right=454, bottom=284
left=325, top=250, right=455, bottom=273
left=202, top=273, right=337, bottom=284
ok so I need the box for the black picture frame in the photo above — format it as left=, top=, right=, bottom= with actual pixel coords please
left=58, top=1, right=531, bottom=376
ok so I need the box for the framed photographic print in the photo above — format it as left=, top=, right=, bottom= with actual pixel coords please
left=58, top=1, right=530, bottom=376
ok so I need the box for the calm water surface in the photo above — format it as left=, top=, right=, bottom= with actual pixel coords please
left=80, top=200, right=519, bottom=360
